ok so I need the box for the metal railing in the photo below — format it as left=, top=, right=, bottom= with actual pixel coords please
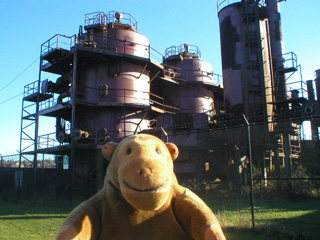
left=41, top=34, right=77, bottom=57
left=164, top=44, right=201, bottom=59
left=217, top=0, right=266, bottom=13
left=36, top=83, right=179, bottom=114
left=39, top=94, right=71, bottom=111
left=286, top=65, right=307, bottom=99
left=150, top=93, right=180, bottom=113
left=163, top=64, right=223, bottom=86
left=38, top=132, right=67, bottom=149
left=84, top=11, right=138, bottom=30
left=24, top=80, right=39, bottom=98
left=77, top=85, right=150, bottom=105
left=41, top=32, right=164, bottom=65
left=78, top=33, right=163, bottom=63
left=281, top=52, right=298, bottom=70
left=149, top=47, right=163, bottom=64
left=279, top=52, right=307, bottom=99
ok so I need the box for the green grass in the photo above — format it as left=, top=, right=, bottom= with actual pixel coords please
left=0, top=202, right=70, bottom=240
left=0, top=199, right=320, bottom=240
left=210, top=198, right=320, bottom=240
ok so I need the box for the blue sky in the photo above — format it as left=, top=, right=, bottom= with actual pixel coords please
left=0, top=0, right=319, bottom=156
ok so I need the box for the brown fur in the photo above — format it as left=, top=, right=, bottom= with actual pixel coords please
left=56, top=134, right=226, bottom=240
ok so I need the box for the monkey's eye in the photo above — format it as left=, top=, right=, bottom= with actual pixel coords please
left=126, top=148, right=132, bottom=155
left=155, top=148, right=161, bottom=154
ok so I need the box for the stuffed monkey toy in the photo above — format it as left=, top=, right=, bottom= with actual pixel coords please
left=56, top=134, right=226, bottom=240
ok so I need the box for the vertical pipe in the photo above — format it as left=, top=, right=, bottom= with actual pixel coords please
left=306, top=80, right=315, bottom=101
left=273, top=142, right=281, bottom=193
left=307, top=79, right=319, bottom=140
left=299, top=65, right=304, bottom=98
left=266, top=0, right=287, bottom=102
left=19, top=96, right=24, bottom=170
left=263, top=151, right=267, bottom=186
left=70, top=45, right=78, bottom=202
left=282, top=133, right=292, bottom=178
left=242, top=114, right=255, bottom=230
left=33, top=54, right=43, bottom=184
left=314, top=69, right=320, bottom=101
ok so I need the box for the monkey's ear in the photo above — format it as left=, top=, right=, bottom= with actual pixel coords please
left=102, top=142, right=118, bottom=161
left=166, top=142, right=179, bottom=161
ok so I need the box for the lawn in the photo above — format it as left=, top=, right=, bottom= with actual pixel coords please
left=0, top=199, right=319, bottom=240
left=0, top=201, right=70, bottom=240
left=211, top=198, right=320, bottom=240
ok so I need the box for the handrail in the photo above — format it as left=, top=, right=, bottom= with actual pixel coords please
left=217, top=0, right=229, bottom=13
left=84, top=11, right=138, bottom=30
left=41, top=34, right=77, bottom=57
left=149, top=46, right=163, bottom=63
left=217, top=0, right=266, bottom=14
left=78, top=33, right=163, bottom=62
left=39, top=95, right=71, bottom=111
left=280, top=51, right=298, bottom=70
left=38, top=132, right=67, bottom=149
left=24, top=80, right=38, bottom=97
left=77, top=85, right=150, bottom=104
left=41, top=33, right=164, bottom=65
left=150, top=93, right=180, bottom=113
left=277, top=53, right=307, bottom=99
left=38, top=84, right=180, bottom=114
left=163, top=63, right=223, bottom=86
left=164, top=44, right=201, bottom=59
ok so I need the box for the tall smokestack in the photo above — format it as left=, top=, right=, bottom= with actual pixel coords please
left=314, top=69, right=320, bottom=102
left=266, top=0, right=287, bottom=102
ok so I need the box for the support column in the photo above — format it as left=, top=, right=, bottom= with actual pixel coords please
left=70, top=46, right=78, bottom=202
left=282, top=133, right=292, bottom=178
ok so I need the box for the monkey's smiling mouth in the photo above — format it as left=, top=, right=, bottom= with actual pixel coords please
left=123, top=179, right=169, bottom=193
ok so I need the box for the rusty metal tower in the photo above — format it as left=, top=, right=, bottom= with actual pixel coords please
left=19, top=11, right=169, bottom=190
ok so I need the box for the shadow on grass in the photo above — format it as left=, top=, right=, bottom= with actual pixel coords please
left=207, top=198, right=320, bottom=240
left=0, top=215, right=67, bottom=220
left=0, top=200, right=72, bottom=216
left=257, top=208, right=320, bottom=240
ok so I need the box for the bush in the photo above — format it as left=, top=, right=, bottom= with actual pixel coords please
left=179, top=164, right=320, bottom=200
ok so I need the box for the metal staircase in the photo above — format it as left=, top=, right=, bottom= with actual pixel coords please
left=277, top=125, right=301, bottom=161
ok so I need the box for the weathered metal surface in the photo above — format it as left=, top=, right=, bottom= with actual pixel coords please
left=314, top=69, right=320, bottom=101
left=218, top=3, right=244, bottom=114
left=162, top=45, right=215, bottom=115
left=82, top=11, right=149, bottom=58
left=266, top=0, right=287, bottom=101
left=218, top=1, right=272, bottom=118
left=78, top=61, right=150, bottom=106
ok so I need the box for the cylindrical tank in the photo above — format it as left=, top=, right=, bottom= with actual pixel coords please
left=78, top=61, right=150, bottom=106
left=77, top=11, right=150, bottom=106
left=164, top=44, right=213, bottom=83
left=83, top=11, right=150, bottom=58
left=162, top=44, right=215, bottom=114
left=73, top=11, right=151, bottom=141
left=77, top=109, right=149, bottom=141
left=218, top=1, right=270, bottom=117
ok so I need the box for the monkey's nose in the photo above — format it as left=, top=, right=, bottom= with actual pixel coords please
left=138, top=169, right=150, bottom=185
